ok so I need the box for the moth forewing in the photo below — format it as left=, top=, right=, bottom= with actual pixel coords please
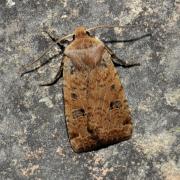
left=63, top=27, right=132, bottom=153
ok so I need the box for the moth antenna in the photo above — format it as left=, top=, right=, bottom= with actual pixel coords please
left=87, top=24, right=138, bottom=32
left=87, top=25, right=126, bottom=32
left=22, top=33, right=73, bottom=70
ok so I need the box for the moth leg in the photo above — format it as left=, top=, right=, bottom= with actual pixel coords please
left=39, top=58, right=64, bottom=86
left=105, top=45, right=140, bottom=68
left=20, top=51, right=64, bottom=77
left=20, top=30, right=68, bottom=77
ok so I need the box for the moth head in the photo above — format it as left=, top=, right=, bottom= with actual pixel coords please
left=74, top=26, right=90, bottom=38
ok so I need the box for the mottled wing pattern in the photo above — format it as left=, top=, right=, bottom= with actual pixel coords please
left=63, top=49, right=132, bottom=153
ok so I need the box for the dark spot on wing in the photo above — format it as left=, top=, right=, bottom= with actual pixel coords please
left=72, top=108, right=86, bottom=119
left=111, top=84, right=115, bottom=90
left=71, top=93, right=78, bottom=100
left=70, top=66, right=75, bottom=74
left=123, top=117, right=131, bottom=125
left=110, top=100, right=121, bottom=110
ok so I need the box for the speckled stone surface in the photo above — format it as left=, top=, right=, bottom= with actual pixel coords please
left=0, top=0, right=180, bottom=179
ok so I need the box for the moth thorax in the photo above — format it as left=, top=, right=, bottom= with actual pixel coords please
left=74, top=26, right=88, bottom=38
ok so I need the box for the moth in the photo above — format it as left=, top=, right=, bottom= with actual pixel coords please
left=21, top=25, right=150, bottom=153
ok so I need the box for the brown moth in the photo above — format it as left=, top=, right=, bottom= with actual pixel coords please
left=63, top=27, right=132, bottom=153
left=21, top=25, right=149, bottom=153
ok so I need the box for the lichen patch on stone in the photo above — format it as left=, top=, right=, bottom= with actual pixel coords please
left=134, top=131, right=176, bottom=158
left=157, top=160, right=180, bottom=180
left=165, top=89, right=180, bottom=110
left=39, top=97, right=54, bottom=108
left=6, top=0, right=15, bottom=8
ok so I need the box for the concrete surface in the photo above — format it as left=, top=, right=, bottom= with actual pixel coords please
left=0, top=0, right=179, bottom=179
